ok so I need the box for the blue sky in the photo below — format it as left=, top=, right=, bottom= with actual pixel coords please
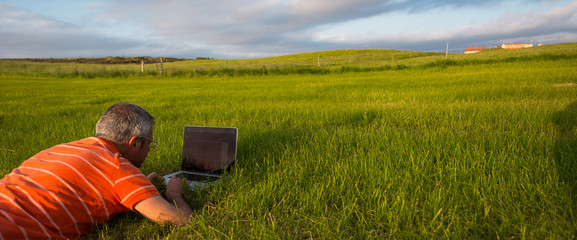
left=1, top=0, right=576, bottom=59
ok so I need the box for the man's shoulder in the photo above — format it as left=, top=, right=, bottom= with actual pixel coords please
left=60, top=137, right=117, bottom=154
left=41, top=137, right=123, bottom=169
left=64, top=137, right=116, bottom=151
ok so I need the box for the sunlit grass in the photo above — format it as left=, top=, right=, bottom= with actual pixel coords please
left=1, top=44, right=577, bottom=239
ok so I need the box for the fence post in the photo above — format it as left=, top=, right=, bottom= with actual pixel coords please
left=160, top=56, right=164, bottom=75
left=317, top=54, right=320, bottom=67
left=446, top=42, right=449, bottom=60
left=141, top=59, right=144, bottom=73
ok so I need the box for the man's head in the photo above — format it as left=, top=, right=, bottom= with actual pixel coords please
left=96, top=102, right=155, bottom=167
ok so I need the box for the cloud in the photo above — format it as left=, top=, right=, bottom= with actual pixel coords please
left=389, top=0, right=502, bottom=13
left=0, top=0, right=574, bottom=58
left=313, top=0, right=577, bottom=52
left=90, top=0, right=564, bottom=57
left=96, top=0, right=512, bottom=46
left=0, top=3, right=73, bottom=30
left=0, top=3, right=146, bottom=58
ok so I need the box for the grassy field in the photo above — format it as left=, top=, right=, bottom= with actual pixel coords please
left=1, top=43, right=577, bottom=239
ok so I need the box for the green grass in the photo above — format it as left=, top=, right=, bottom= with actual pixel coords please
left=3, top=42, right=575, bottom=78
left=1, top=43, right=577, bottom=239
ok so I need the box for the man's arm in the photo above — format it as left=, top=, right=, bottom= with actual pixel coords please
left=134, top=176, right=192, bottom=225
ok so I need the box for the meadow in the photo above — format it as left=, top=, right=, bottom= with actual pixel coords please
left=1, top=43, right=577, bottom=239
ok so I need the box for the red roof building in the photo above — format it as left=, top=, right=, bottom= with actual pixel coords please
left=464, top=46, right=487, bottom=54
left=501, top=43, right=533, bottom=49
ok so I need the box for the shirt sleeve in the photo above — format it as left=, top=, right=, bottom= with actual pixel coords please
left=114, top=164, right=161, bottom=210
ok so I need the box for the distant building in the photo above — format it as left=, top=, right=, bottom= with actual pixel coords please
left=501, top=43, right=533, bottom=49
left=464, top=46, right=487, bottom=54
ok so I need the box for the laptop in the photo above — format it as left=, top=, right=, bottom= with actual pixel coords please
left=163, top=126, right=238, bottom=190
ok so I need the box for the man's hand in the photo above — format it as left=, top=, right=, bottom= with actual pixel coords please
left=134, top=176, right=193, bottom=225
left=165, top=176, right=187, bottom=201
left=146, top=172, right=161, bottom=183
left=164, top=176, right=193, bottom=220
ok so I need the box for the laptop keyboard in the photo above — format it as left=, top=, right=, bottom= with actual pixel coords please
left=178, top=172, right=220, bottom=182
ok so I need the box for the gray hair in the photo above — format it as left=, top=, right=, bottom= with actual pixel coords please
left=95, top=102, right=155, bottom=145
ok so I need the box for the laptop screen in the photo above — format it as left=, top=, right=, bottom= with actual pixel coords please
left=181, top=126, right=237, bottom=173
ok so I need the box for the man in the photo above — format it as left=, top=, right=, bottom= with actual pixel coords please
left=0, top=102, right=192, bottom=239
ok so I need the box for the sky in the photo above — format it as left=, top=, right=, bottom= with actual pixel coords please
left=0, top=0, right=576, bottom=59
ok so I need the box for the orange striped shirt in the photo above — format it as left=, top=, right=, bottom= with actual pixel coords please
left=0, top=137, right=160, bottom=239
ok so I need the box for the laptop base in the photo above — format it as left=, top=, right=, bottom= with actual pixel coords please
left=163, top=171, right=221, bottom=190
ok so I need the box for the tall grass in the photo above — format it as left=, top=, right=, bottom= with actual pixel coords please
left=0, top=44, right=576, bottom=239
